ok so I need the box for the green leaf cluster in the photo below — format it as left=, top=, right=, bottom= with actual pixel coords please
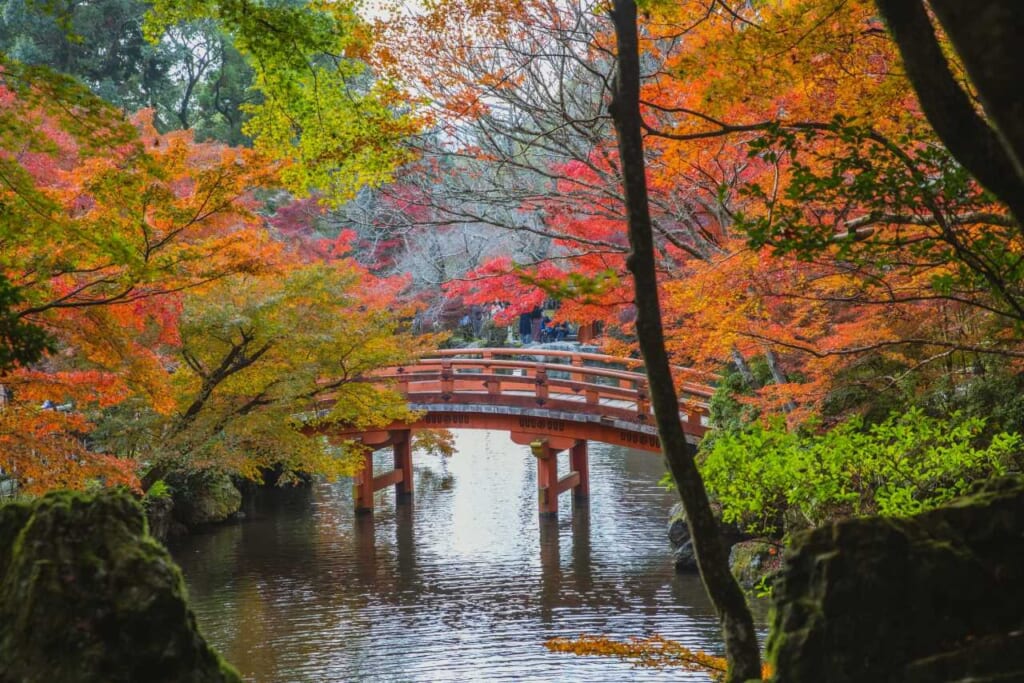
left=518, top=268, right=621, bottom=304
left=149, top=262, right=428, bottom=483
left=700, top=408, right=1021, bottom=537
left=736, top=116, right=1024, bottom=323
left=144, top=0, right=418, bottom=204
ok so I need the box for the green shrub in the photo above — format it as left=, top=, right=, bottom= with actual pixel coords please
left=700, top=408, right=1021, bottom=536
left=144, top=479, right=172, bottom=502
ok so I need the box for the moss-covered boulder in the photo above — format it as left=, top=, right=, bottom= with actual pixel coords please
left=768, top=476, right=1024, bottom=683
left=0, top=489, right=241, bottom=683
left=728, top=539, right=782, bottom=590
left=171, top=471, right=242, bottom=528
left=144, top=494, right=184, bottom=542
left=667, top=502, right=751, bottom=572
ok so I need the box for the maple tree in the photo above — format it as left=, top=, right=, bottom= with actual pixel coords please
left=379, top=0, right=1022, bottom=425
left=370, top=1, right=635, bottom=323
left=0, top=61, right=281, bottom=489
left=0, top=0, right=450, bottom=496
left=143, top=259, right=433, bottom=483
left=641, top=0, right=1022, bottom=417
left=0, top=52, right=431, bottom=493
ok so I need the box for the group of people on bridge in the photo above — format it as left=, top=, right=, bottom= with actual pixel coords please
left=517, top=307, right=570, bottom=345
left=450, top=300, right=578, bottom=345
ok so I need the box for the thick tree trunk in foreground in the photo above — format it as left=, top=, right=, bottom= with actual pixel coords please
left=606, top=2, right=762, bottom=681
left=875, top=0, right=1024, bottom=224
left=927, top=1, right=1024, bottom=188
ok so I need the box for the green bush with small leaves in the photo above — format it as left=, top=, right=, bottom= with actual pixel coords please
left=699, top=408, right=1021, bottom=537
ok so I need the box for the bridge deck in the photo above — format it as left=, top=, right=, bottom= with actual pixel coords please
left=314, top=348, right=715, bottom=451
left=313, top=348, right=717, bottom=515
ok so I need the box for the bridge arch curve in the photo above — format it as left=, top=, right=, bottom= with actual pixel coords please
left=315, top=348, right=715, bottom=518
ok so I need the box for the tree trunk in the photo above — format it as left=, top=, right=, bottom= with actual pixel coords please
left=606, top=2, right=762, bottom=681
left=730, top=347, right=759, bottom=390
left=926, top=1, right=1024, bottom=189
left=764, top=347, right=796, bottom=413
left=874, top=0, right=1024, bottom=224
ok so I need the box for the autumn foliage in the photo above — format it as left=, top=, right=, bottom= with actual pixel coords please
left=545, top=633, right=772, bottom=680
left=0, top=59, right=431, bottom=493
left=3, top=0, right=1023, bottom=679
left=373, top=0, right=1022, bottom=430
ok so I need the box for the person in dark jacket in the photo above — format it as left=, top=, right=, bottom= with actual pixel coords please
left=519, top=312, right=533, bottom=344
left=530, top=306, right=543, bottom=344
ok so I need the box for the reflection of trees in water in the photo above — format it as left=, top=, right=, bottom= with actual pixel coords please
left=172, top=438, right=730, bottom=681
left=417, top=461, right=455, bottom=493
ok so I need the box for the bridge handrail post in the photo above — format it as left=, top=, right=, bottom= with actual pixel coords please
left=487, top=373, right=501, bottom=396
left=441, top=359, right=454, bottom=399
left=570, top=354, right=584, bottom=384
left=636, top=378, right=650, bottom=421
left=535, top=366, right=549, bottom=405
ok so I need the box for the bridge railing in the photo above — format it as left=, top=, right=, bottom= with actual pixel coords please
left=365, top=348, right=716, bottom=430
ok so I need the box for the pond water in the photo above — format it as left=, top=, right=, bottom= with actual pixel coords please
left=170, top=430, right=747, bottom=682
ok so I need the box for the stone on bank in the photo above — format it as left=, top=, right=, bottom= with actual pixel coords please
left=0, top=489, right=240, bottom=683
left=768, top=476, right=1024, bottom=683
left=667, top=502, right=752, bottom=574
left=169, top=470, right=243, bottom=528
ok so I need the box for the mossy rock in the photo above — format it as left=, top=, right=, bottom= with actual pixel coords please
left=144, top=494, right=182, bottom=542
left=728, top=539, right=782, bottom=590
left=768, top=476, right=1024, bottom=683
left=667, top=503, right=690, bottom=547
left=0, top=489, right=241, bottom=683
left=171, top=471, right=242, bottom=528
left=667, top=502, right=752, bottom=573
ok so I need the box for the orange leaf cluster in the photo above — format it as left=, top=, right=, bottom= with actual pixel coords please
left=545, top=633, right=771, bottom=680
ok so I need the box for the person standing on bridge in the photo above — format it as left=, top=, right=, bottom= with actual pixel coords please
left=519, top=311, right=533, bottom=344
left=530, top=306, right=543, bottom=344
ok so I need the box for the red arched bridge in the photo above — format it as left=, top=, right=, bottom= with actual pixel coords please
left=312, top=348, right=714, bottom=518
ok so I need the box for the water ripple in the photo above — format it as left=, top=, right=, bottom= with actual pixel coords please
left=171, top=431, right=735, bottom=682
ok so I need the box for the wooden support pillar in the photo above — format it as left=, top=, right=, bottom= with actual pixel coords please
left=353, top=447, right=375, bottom=514
left=532, top=439, right=560, bottom=518
left=353, top=429, right=410, bottom=515
left=393, top=429, right=413, bottom=501
left=569, top=440, right=589, bottom=503
left=529, top=437, right=589, bottom=518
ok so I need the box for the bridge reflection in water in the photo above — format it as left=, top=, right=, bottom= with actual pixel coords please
left=350, top=494, right=594, bottom=623
left=169, top=432, right=737, bottom=682
left=312, top=349, right=714, bottom=520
